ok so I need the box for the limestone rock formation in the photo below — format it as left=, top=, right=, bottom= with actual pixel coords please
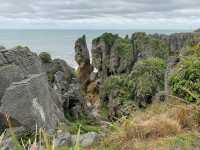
left=0, top=46, right=65, bottom=133
left=0, top=73, right=65, bottom=131
left=153, top=32, right=200, bottom=54
left=91, top=32, right=168, bottom=78
left=75, top=35, right=93, bottom=90
left=39, top=52, right=85, bottom=119
left=91, top=33, right=118, bottom=78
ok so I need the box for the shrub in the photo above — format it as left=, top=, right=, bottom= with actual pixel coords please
left=39, top=52, right=52, bottom=63
left=101, top=74, right=135, bottom=103
left=184, top=42, right=200, bottom=57
left=113, top=38, right=132, bottom=58
left=170, top=56, right=200, bottom=103
left=130, top=57, right=166, bottom=105
left=93, top=33, right=118, bottom=49
left=101, top=57, right=166, bottom=109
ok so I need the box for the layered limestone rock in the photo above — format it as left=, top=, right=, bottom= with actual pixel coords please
left=0, top=46, right=65, bottom=132
left=0, top=73, right=64, bottom=131
left=91, top=33, right=118, bottom=78
left=153, top=32, right=200, bottom=54
left=75, top=35, right=93, bottom=90
left=91, top=32, right=168, bottom=78
left=39, top=52, right=85, bottom=119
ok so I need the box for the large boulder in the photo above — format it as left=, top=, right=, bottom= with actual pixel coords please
left=71, top=132, right=99, bottom=147
left=53, top=131, right=99, bottom=148
left=0, top=46, right=43, bottom=102
left=0, top=73, right=65, bottom=131
left=0, top=46, right=66, bottom=133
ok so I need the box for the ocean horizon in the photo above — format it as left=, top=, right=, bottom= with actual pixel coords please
left=0, top=29, right=191, bottom=67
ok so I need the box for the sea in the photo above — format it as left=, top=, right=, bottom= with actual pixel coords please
left=0, top=29, right=191, bottom=67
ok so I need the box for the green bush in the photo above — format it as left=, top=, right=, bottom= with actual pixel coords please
left=101, top=74, right=135, bottom=103
left=114, top=38, right=132, bottom=57
left=184, top=42, right=200, bottom=57
left=130, top=57, right=166, bottom=103
left=39, top=52, right=52, bottom=63
left=101, top=57, right=166, bottom=105
left=93, top=32, right=118, bottom=49
left=170, top=56, right=200, bottom=103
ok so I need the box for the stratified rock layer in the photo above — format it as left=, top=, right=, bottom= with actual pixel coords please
left=0, top=46, right=65, bottom=132
left=0, top=73, right=64, bottom=130
left=75, top=35, right=93, bottom=90
left=39, top=52, right=85, bottom=119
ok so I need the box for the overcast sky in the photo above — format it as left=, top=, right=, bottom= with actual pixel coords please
left=0, top=0, right=199, bottom=29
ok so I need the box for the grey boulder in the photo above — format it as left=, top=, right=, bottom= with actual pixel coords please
left=0, top=73, right=65, bottom=131
left=71, top=132, right=99, bottom=147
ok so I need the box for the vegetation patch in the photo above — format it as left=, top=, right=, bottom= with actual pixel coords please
left=170, top=56, right=200, bottom=103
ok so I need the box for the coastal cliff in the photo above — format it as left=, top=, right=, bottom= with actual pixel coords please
left=0, top=30, right=200, bottom=149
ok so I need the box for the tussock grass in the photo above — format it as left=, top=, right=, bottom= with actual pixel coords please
left=91, top=98, right=200, bottom=150
left=0, top=124, right=82, bottom=150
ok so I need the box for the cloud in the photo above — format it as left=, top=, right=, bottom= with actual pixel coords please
left=0, top=0, right=199, bottom=29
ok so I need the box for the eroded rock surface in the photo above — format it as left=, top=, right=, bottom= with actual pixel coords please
left=0, top=46, right=65, bottom=133
left=75, top=35, right=93, bottom=90
left=153, top=32, right=200, bottom=54
left=0, top=73, right=64, bottom=130
left=39, top=52, right=85, bottom=119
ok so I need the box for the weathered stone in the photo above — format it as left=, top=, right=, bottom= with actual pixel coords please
left=0, top=73, right=65, bottom=131
left=75, top=35, right=90, bottom=65
left=0, top=64, right=25, bottom=100
left=75, top=35, right=93, bottom=90
left=71, top=132, right=99, bottom=147
left=39, top=52, right=85, bottom=120
left=153, top=32, right=200, bottom=54
left=0, top=46, right=42, bottom=75
left=91, top=32, right=168, bottom=78
left=91, top=33, right=118, bottom=78
left=53, top=132, right=72, bottom=147
left=63, top=82, right=85, bottom=119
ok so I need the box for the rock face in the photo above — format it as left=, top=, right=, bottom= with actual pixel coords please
left=39, top=52, right=85, bottom=119
left=75, top=35, right=93, bottom=90
left=53, top=131, right=99, bottom=148
left=71, top=132, right=99, bottom=147
left=0, top=73, right=64, bottom=130
left=153, top=32, right=200, bottom=54
left=0, top=46, right=65, bottom=132
left=91, top=33, right=118, bottom=78
left=91, top=32, right=168, bottom=78
left=0, top=64, right=25, bottom=100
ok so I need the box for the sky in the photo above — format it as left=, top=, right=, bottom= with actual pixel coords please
left=0, top=0, right=200, bottom=29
